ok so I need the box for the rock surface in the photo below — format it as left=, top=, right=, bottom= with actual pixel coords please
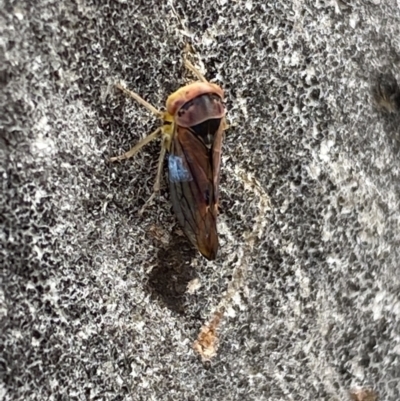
left=1, top=1, right=400, bottom=400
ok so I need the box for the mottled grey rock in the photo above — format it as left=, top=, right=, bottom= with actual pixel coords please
left=1, top=0, right=400, bottom=400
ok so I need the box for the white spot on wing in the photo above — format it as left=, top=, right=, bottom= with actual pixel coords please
left=168, top=155, right=192, bottom=183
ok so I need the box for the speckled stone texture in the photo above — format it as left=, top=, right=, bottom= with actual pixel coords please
left=1, top=0, right=400, bottom=400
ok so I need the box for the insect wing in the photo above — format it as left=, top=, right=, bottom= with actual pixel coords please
left=168, top=125, right=220, bottom=260
left=211, top=118, right=225, bottom=204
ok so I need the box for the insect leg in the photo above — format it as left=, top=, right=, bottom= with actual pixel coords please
left=115, top=83, right=164, bottom=118
left=138, top=131, right=170, bottom=215
left=109, top=127, right=162, bottom=162
left=184, top=60, right=207, bottom=83
left=153, top=139, right=167, bottom=192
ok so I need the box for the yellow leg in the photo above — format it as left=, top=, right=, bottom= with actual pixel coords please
left=184, top=60, right=207, bottom=82
left=115, top=83, right=164, bottom=118
left=112, top=82, right=171, bottom=213
left=109, top=127, right=162, bottom=162
left=153, top=140, right=167, bottom=192
left=138, top=135, right=169, bottom=215
left=223, top=121, right=231, bottom=131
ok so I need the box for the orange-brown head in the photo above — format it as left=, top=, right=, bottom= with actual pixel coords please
left=166, top=82, right=225, bottom=128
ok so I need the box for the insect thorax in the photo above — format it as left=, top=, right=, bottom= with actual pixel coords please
left=175, top=93, right=225, bottom=147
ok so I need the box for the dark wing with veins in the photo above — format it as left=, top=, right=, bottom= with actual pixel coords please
left=168, top=120, right=224, bottom=260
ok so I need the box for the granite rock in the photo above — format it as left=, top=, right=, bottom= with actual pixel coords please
left=1, top=1, right=400, bottom=400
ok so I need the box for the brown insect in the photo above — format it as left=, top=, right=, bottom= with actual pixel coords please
left=110, top=60, right=227, bottom=260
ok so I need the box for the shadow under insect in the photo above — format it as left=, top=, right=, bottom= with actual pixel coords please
left=147, top=230, right=198, bottom=314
